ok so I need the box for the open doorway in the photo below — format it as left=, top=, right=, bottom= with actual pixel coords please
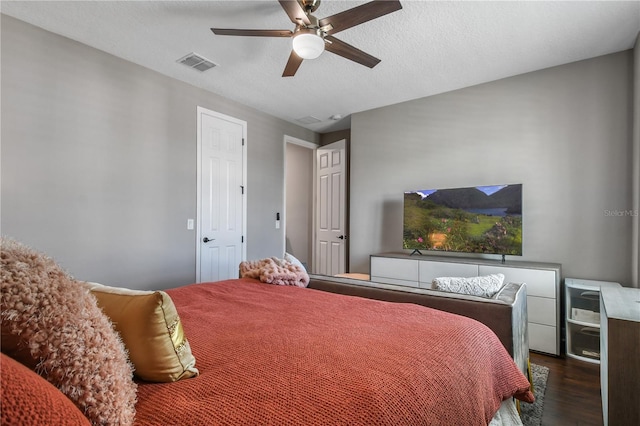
left=284, top=136, right=316, bottom=272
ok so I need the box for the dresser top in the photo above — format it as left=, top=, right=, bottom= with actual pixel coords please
left=601, top=286, right=640, bottom=322
left=372, top=252, right=561, bottom=271
left=565, top=278, right=621, bottom=291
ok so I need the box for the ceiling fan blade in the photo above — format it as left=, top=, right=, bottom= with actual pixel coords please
left=211, top=28, right=293, bottom=37
left=278, top=0, right=311, bottom=26
left=319, top=0, right=402, bottom=35
left=324, top=35, right=381, bottom=68
left=282, top=50, right=304, bottom=77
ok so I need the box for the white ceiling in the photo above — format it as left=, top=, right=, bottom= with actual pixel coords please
left=2, top=1, right=639, bottom=133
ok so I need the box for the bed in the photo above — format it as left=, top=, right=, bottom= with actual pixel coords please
left=1, top=240, right=533, bottom=425
left=133, top=278, right=533, bottom=425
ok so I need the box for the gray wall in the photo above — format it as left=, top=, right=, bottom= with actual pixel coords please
left=1, top=15, right=318, bottom=290
left=350, top=51, right=635, bottom=286
left=633, top=32, right=640, bottom=288
left=285, top=142, right=313, bottom=269
left=320, top=129, right=351, bottom=147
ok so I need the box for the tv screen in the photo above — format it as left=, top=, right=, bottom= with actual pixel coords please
left=403, top=184, right=522, bottom=256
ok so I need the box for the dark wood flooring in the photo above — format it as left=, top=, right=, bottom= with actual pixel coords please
left=530, top=352, right=603, bottom=426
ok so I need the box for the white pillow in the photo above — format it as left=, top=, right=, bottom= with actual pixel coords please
left=432, top=273, right=505, bottom=298
left=284, top=252, right=307, bottom=272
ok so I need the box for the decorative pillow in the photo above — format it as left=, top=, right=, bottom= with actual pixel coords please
left=240, top=256, right=310, bottom=287
left=85, top=282, right=199, bottom=382
left=432, top=273, right=506, bottom=298
left=0, top=239, right=137, bottom=425
left=1, top=353, right=91, bottom=426
left=284, top=252, right=307, bottom=272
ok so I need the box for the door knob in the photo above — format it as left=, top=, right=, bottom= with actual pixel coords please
left=203, top=237, right=215, bottom=243
left=337, top=235, right=347, bottom=240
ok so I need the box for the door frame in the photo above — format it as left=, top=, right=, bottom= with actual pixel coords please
left=196, top=106, right=247, bottom=282
left=283, top=135, right=318, bottom=271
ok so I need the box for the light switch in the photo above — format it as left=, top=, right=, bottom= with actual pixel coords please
left=187, top=219, right=194, bottom=230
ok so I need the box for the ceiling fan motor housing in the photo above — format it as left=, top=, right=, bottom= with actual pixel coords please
left=295, top=12, right=332, bottom=39
left=300, top=0, right=321, bottom=14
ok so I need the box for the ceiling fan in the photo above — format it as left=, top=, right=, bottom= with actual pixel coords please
left=211, top=0, right=402, bottom=77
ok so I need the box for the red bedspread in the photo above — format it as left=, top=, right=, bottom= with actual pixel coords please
left=135, top=279, right=533, bottom=425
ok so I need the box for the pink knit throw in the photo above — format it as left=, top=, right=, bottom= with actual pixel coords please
left=239, top=257, right=309, bottom=287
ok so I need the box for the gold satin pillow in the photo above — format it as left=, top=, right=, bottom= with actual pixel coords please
left=85, top=282, right=198, bottom=383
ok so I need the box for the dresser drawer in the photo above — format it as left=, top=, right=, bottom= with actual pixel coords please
left=370, top=257, right=418, bottom=283
left=529, top=323, right=558, bottom=354
left=418, top=261, right=479, bottom=288
left=479, top=265, right=557, bottom=298
left=527, top=295, right=556, bottom=326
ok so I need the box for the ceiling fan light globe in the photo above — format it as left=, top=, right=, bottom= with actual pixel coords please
left=292, top=33, right=324, bottom=60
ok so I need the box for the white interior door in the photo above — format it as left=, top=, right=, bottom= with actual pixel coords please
left=315, top=139, right=347, bottom=275
left=197, top=107, right=246, bottom=282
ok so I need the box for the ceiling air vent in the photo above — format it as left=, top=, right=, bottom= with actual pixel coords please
left=295, top=116, right=322, bottom=125
left=177, top=53, right=217, bottom=72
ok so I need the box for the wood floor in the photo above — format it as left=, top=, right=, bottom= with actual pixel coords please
left=529, top=352, right=603, bottom=426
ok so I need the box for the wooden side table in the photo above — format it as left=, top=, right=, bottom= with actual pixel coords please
left=600, top=286, right=640, bottom=426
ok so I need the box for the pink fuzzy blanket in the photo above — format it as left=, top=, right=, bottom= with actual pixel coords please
left=239, top=257, right=309, bottom=287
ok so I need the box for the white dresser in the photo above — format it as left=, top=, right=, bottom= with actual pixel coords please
left=370, top=253, right=562, bottom=355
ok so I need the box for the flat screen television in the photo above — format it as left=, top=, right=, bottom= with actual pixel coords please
left=403, top=184, right=522, bottom=256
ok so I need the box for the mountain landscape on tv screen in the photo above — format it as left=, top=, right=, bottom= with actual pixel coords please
left=403, top=184, right=523, bottom=255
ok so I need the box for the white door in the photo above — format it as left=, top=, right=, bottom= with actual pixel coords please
left=315, top=139, right=347, bottom=275
left=196, top=107, right=246, bottom=282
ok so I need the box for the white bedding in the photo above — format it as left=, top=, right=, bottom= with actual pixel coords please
left=490, top=399, right=524, bottom=426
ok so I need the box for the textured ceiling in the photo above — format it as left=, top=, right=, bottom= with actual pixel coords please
left=2, top=0, right=639, bottom=133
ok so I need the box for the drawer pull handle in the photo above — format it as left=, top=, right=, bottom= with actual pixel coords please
left=579, top=291, right=599, bottom=300
left=579, top=327, right=600, bottom=336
